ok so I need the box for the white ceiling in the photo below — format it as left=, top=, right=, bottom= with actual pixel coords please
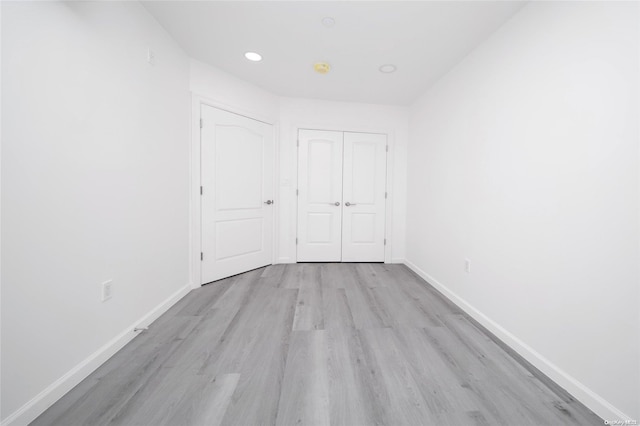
left=143, top=1, right=527, bottom=106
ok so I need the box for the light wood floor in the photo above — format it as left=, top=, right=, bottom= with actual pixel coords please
left=33, top=263, right=602, bottom=426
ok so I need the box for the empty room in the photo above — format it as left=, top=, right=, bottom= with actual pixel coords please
left=1, top=1, right=638, bottom=425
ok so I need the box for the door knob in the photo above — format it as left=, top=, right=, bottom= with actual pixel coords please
left=331, top=202, right=340, bottom=206
left=264, top=200, right=274, bottom=205
left=345, top=202, right=357, bottom=206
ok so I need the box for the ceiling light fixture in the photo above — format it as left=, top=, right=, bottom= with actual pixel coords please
left=313, top=62, right=331, bottom=74
left=379, top=64, right=397, bottom=73
left=321, top=17, right=335, bottom=28
left=244, top=51, right=262, bottom=62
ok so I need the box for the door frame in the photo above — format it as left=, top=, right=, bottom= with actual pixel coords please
left=189, top=94, right=279, bottom=289
left=293, top=124, right=396, bottom=264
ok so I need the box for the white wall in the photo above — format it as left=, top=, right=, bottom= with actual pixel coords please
left=278, top=97, right=408, bottom=264
left=1, top=2, right=190, bottom=423
left=190, top=59, right=279, bottom=124
left=406, top=1, right=639, bottom=421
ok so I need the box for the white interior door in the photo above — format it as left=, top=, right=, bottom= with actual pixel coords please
left=201, top=105, right=274, bottom=284
left=342, top=132, right=387, bottom=262
left=297, top=130, right=343, bottom=262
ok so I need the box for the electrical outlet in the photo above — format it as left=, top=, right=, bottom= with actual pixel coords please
left=147, top=47, right=155, bottom=66
left=464, top=259, right=471, bottom=274
left=101, top=280, right=113, bottom=302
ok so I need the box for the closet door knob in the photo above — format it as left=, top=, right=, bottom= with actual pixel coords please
left=331, top=202, right=340, bottom=206
left=264, top=200, right=273, bottom=205
left=345, top=202, right=357, bottom=206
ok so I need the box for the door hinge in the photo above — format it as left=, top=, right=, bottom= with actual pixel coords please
left=386, top=145, right=389, bottom=152
left=200, top=118, right=203, bottom=129
left=200, top=186, right=203, bottom=195
left=384, top=238, right=387, bottom=245
left=296, top=189, right=299, bottom=196
left=385, top=191, right=388, bottom=199
left=296, top=237, right=298, bottom=245
left=297, top=139, right=299, bottom=147
left=200, top=252, right=203, bottom=261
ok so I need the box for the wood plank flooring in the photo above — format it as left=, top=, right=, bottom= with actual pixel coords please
left=32, top=263, right=602, bottom=426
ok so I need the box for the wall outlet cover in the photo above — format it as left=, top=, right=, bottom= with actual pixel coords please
left=101, top=280, right=113, bottom=302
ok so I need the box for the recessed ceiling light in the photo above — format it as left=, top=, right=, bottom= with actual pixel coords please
left=379, top=64, right=397, bottom=73
left=321, top=17, right=335, bottom=28
left=244, top=52, right=262, bottom=62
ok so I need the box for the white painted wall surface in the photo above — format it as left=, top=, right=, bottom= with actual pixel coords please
left=1, top=2, right=190, bottom=423
left=278, top=98, right=408, bottom=264
left=406, top=1, right=639, bottom=420
left=190, top=59, right=279, bottom=123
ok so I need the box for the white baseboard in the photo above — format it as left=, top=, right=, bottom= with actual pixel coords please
left=1, top=283, right=192, bottom=426
left=403, top=259, right=632, bottom=423
left=276, top=258, right=404, bottom=264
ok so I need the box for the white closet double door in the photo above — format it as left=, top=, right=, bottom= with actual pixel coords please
left=297, top=129, right=387, bottom=262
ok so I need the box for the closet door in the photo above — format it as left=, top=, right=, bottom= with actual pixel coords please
left=201, top=105, right=274, bottom=284
left=297, top=130, right=343, bottom=262
left=342, top=132, right=387, bottom=262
